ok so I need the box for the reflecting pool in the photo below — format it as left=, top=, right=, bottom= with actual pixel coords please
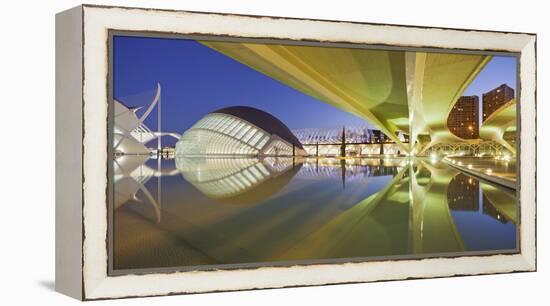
left=112, top=156, right=517, bottom=271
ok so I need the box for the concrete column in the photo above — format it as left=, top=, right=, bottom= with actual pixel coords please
left=340, top=126, right=346, bottom=157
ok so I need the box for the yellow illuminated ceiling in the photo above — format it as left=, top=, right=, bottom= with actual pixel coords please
left=201, top=41, right=501, bottom=153
left=480, top=99, right=517, bottom=154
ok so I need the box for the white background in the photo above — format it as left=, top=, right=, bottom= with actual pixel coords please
left=0, top=0, right=547, bottom=305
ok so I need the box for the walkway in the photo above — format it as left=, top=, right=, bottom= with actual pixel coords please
left=443, top=156, right=516, bottom=189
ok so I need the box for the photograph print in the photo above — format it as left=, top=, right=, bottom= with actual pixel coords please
left=110, top=34, right=519, bottom=273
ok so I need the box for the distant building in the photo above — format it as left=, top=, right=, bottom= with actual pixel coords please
left=291, top=127, right=405, bottom=157
left=482, top=84, right=515, bottom=122
left=114, top=84, right=162, bottom=155
left=447, top=95, right=479, bottom=139
left=291, top=126, right=403, bottom=145
left=176, top=106, right=306, bottom=157
left=114, top=84, right=181, bottom=156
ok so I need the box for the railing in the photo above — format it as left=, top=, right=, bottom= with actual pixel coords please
left=423, top=141, right=514, bottom=157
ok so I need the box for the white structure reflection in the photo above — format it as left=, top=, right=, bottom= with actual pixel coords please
left=113, top=155, right=179, bottom=222
left=175, top=156, right=301, bottom=202
left=176, top=106, right=306, bottom=157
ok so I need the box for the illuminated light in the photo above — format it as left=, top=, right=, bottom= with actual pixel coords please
left=458, top=161, right=462, bottom=166
left=486, top=168, right=493, bottom=175
left=467, top=164, right=473, bottom=169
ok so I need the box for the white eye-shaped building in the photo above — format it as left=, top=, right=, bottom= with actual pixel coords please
left=176, top=106, right=305, bottom=157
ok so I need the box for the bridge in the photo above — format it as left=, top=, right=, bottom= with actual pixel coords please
left=200, top=41, right=514, bottom=156
left=292, top=126, right=407, bottom=156
left=113, top=154, right=180, bottom=223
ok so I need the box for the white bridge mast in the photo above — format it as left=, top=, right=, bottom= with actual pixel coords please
left=157, top=83, right=162, bottom=156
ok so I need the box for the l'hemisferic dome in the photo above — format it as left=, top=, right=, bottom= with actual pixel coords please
left=176, top=106, right=305, bottom=157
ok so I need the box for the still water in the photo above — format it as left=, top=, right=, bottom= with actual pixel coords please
left=113, top=156, right=517, bottom=271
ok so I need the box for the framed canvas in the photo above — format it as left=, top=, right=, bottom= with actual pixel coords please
left=55, top=4, right=537, bottom=300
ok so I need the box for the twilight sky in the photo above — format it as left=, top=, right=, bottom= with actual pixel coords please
left=113, top=36, right=516, bottom=146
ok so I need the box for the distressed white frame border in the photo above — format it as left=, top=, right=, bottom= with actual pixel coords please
left=81, top=5, right=536, bottom=299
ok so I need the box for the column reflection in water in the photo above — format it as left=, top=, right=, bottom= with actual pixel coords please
left=113, top=156, right=517, bottom=271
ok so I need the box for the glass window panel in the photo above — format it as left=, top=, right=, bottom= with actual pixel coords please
left=257, top=137, right=269, bottom=149
left=243, top=169, right=257, bottom=184
left=208, top=117, right=219, bottom=130
left=203, top=118, right=213, bottom=129
left=242, top=128, right=257, bottom=142
left=225, top=178, right=238, bottom=191
left=236, top=173, right=251, bottom=187
left=224, top=118, right=238, bottom=132
left=256, top=163, right=270, bottom=176
left=227, top=123, right=241, bottom=138
left=220, top=118, right=235, bottom=133
left=212, top=117, right=227, bottom=130
left=201, top=119, right=211, bottom=128
left=212, top=117, right=227, bottom=131
left=229, top=121, right=246, bottom=137
left=249, top=166, right=263, bottom=179
left=224, top=121, right=239, bottom=136
left=209, top=116, right=221, bottom=127
left=230, top=176, right=244, bottom=189
left=234, top=123, right=250, bottom=138
left=249, top=132, right=265, bottom=147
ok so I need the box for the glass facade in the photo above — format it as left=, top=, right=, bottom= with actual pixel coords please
left=292, top=126, right=399, bottom=145
left=176, top=113, right=299, bottom=157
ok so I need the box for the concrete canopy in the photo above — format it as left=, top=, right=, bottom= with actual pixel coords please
left=407, top=52, right=491, bottom=154
left=202, top=42, right=410, bottom=150
left=201, top=41, right=491, bottom=154
left=479, top=99, right=517, bottom=154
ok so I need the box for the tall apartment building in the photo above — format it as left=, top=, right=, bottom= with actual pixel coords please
left=447, top=95, right=479, bottom=139
left=482, top=84, right=515, bottom=122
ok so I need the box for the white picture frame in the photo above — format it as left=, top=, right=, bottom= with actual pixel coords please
left=55, top=4, right=536, bottom=300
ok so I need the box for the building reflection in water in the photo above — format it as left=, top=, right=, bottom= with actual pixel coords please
left=113, top=156, right=518, bottom=271
left=175, top=156, right=303, bottom=204
left=446, top=172, right=515, bottom=224
left=447, top=173, right=480, bottom=212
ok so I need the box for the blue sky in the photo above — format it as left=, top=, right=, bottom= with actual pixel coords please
left=113, top=36, right=516, bottom=146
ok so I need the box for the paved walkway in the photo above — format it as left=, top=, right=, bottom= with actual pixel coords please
left=443, top=156, right=516, bottom=189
